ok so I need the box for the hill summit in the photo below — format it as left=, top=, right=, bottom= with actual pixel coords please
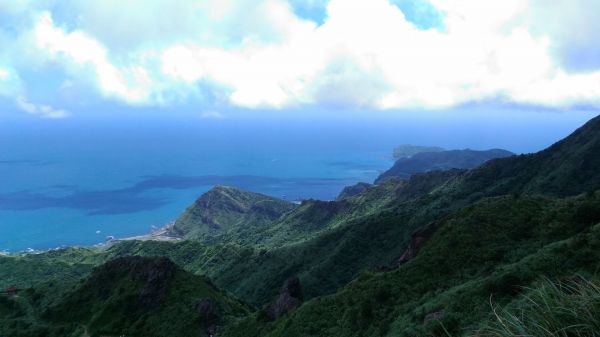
left=169, top=185, right=296, bottom=242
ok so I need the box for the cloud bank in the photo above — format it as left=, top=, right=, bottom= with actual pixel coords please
left=1, top=0, right=599, bottom=115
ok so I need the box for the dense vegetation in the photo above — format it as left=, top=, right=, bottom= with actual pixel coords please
left=222, top=193, right=600, bottom=336
left=1, top=256, right=248, bottom=337
left=1, top=115, right=599, bottom=336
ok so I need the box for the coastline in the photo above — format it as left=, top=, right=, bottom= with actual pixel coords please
left=104, top=221, right=181, bottom=247
left=2, top=221, right=180, bottom=256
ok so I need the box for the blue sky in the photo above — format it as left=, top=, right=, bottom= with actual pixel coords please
left=0, top=0, right=599, bottom=120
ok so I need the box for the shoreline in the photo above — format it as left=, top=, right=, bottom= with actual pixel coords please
left=103, top=221, right=181, bottom=247
left=2, top=221, right=180, bottom=256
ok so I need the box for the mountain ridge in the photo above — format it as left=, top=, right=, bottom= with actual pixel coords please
left=376, top=148, right=514, bottom=183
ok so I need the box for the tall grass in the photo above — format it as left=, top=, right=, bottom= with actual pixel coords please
left=477, top=277, right=600, bottom=337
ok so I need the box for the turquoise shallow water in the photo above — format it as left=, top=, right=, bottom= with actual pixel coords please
left=0, top=113, right=593, bottom=252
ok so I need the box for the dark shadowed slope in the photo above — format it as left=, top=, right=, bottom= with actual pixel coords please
left=0, top=256, right=249, bottom=337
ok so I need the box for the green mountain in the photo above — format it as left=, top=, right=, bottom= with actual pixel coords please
left=169, top=185, right=296, bottom=243
left=1, top=256, right=248, bottom=337
left=2, top=115, right=600, bottom=337
left=376, top=148, right=514, bottom=183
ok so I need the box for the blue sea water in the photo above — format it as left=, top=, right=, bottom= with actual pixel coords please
left=0, top=119, right=396, bottom=251
left=0, top=112, right=595, bottom=252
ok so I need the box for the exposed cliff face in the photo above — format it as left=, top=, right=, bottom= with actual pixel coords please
left=266, top=277, right=304, bottom=321
left=196, top=298, right=221, bottom=336
left=395, top=221, right=439, bottom=266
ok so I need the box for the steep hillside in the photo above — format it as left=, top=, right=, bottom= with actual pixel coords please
left=376, top=148, right=513, bottom=183
left=169, top=185, right=296, bottom=243
left=192, top=170, right=463, bottom=305
left=253, top=178, right=406, bottom=247
left=444, top=114, right=600, bottom=198
left=222, top=192, right=600, bottom=337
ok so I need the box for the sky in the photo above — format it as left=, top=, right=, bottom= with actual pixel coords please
left=0, top=0, right=599, bottom=121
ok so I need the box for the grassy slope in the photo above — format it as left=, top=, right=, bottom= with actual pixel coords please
left=169, top=185, right=296, bottom=243
left=477, top=276, right=600, bottom=337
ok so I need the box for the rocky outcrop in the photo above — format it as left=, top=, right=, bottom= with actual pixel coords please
left=266, top=277, right=303, bottom=321
left=196, top=298, right=220, bottom=336
left=423, top=308, right=445, bottom=324
left=395, top=222, right=439, bottom=266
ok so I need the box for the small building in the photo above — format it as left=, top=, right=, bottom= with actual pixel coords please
left=4, top=285, right=18, bottom=295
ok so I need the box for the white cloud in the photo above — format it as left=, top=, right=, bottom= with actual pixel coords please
left=156, top=0, right=600, bottom=109
left=16, top=96, right=69, bottom=119
left=3, top=0, right=600, bottom=111
left=33, top=12, right=152, bottom=104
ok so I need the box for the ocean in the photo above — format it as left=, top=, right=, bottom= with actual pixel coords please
left=0, top=112, right=593, bottom=252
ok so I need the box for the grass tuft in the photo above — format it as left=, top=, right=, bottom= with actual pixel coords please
left=477, top=277, right=600, bottom=337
